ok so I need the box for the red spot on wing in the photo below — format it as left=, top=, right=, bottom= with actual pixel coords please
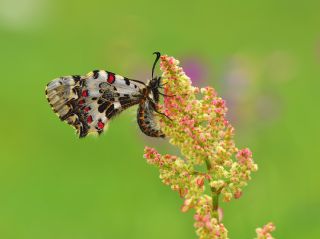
left=107, top=73, right=115, bottom=84
left=82, top=90, right=88, bottom=97
left=79, top=100, right=85, bottom=105
left=84, top=107, right=91, bottom=112
left=87, top=115, right=93, bottom=124
left=97, top=121, right=104, bottom=129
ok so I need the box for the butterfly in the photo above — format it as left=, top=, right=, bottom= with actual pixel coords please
left=45, top=52, right=169, bottom=138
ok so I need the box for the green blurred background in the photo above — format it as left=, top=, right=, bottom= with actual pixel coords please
left=0, top=0, right=319, bottom=238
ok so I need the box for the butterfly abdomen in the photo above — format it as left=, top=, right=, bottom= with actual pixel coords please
left=137, top=101, right=165, bottom=138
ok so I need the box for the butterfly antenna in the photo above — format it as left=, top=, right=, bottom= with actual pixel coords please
left=151, top=52, right=161, bottom=79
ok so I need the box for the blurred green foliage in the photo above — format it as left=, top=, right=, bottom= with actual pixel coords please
left=0, top=0, right=319, bottom=238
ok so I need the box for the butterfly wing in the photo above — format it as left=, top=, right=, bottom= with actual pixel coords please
left=46, top=70, right=143, bottom=137
left=137, top=100, right=165, bottom=138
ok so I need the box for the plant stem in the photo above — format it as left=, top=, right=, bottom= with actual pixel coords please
left=211, top=187, right=220, bottom=221
left=205, top=158, right=212, bottom=171
left=204, top=158, right=220, bottom=222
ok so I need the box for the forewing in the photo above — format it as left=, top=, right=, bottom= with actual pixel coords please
left=46, top=70, right=142, bottom=137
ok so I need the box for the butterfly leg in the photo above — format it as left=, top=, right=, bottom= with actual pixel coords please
left=158, top=82, right=168, bottom=88
left=153, top=107, right=172, bottom=121
left=159, top=92, right=176, bottom=97
left=148, top=99, right=172, bottom=121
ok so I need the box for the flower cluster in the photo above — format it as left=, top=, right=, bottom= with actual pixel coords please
left=255, top=223, right=276, bottom=239
left=143, top=55, right=274, bottom=239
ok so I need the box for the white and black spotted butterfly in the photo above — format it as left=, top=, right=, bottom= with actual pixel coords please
left=45, top=52, right=168, bottom=138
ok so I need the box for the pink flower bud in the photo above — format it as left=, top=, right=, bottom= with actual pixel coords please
left=256, top=222, right=276, bottom=239
left=179, top=188, right=188, bottom=198
left=194, top=213, right=202, bottom=221
left=234, top=190, right=242, bottom=199
left=236, top=148, right=253, bottom=165
left=181, top=198, right=193, bottom=212
left=196, top=177, right=205, bottom=187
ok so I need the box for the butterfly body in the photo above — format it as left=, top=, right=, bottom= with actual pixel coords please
left=46, top=63, right=165, bottom=138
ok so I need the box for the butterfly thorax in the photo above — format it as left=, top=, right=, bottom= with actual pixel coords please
left=146, top=77, right=161, bottom=103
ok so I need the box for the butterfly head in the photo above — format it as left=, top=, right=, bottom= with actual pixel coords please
left=147, top=76, right=161, bottom=103
left=147, top=52, right=162, bottom=103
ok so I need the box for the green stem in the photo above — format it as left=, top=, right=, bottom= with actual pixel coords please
left=205, top=158, right=212, bottom=171
left=205, top=158, right=220, bottom=222
left=211, top=187, right=220, bottom=221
